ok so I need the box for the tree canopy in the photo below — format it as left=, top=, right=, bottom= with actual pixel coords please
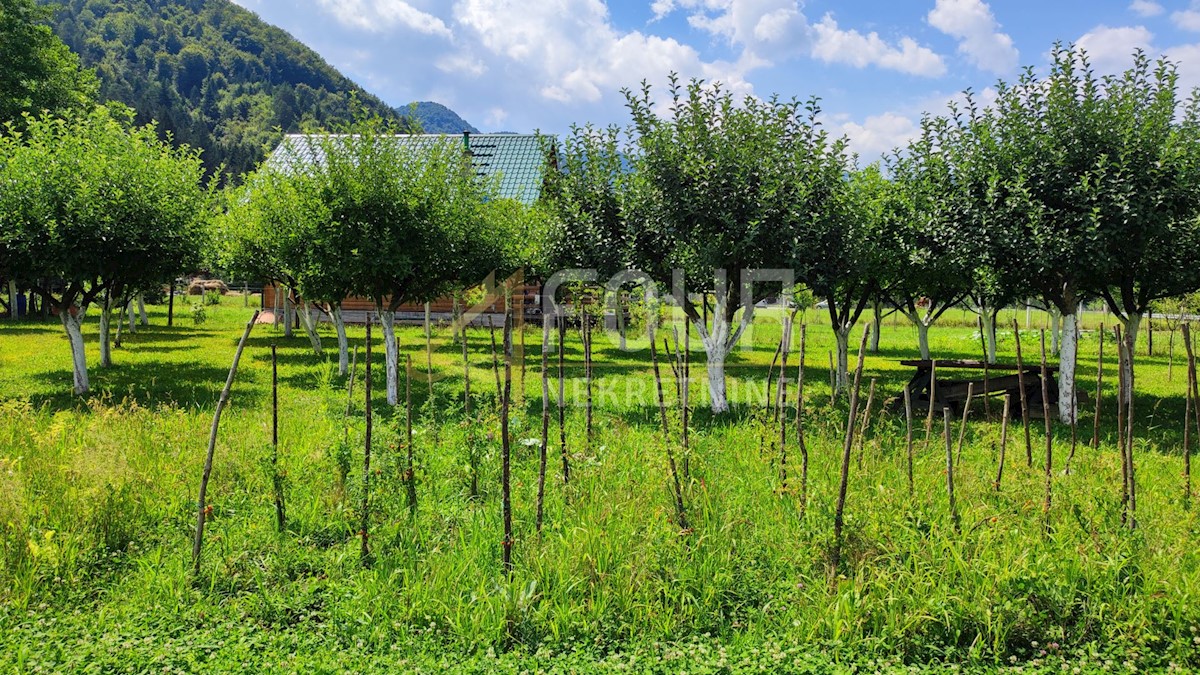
left=0, top=0, right=96, bottom=128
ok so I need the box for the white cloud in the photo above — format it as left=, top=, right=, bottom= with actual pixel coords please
left=927, top=0, right=1018, bottom=74
left=453, top=0, right=753, bottom=105
left=1173, top=9, right=1200, bottom=31
left=484, top=107, right=509, bottom=128
left=1075, top=25, right=1154, bottom=74
left=660, top=1, right=944, bottom=76
left=834, top=111, right=920, bottom=160
left=1164, top=42, right=1200, bottom=92
left=316, top=0, right=451, bottom=37
left=1129, top=0, right=1164, bottom=17
left=435, top=52, right=487, bottom=77
left=811, top=14, right=946, bottom=77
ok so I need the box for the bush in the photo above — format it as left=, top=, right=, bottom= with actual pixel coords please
left=190, top=303, right=207, bottom=325
left=204, top=290, right=222, bottom=306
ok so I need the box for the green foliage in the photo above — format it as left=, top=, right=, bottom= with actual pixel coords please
left=43, top=0, right=409, bottom=180
left=203, top=289, right=221, bottom=305
left=0, top=104, right=209, bottom=310
left=0, top=0, right=96, bottom=129
left=189, top=302, right=205, bottom=324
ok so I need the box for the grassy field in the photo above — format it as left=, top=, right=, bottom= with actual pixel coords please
left=1, top=299, right=1198, bottom=673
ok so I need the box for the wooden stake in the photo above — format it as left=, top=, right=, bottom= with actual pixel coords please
left=683, top=319, right=692, bottom=479
left=924, top=360, right=938, bottom=450
left=944, top=406, right=960, bottom=534
left=584, top=313, right=593, bottom=445
left=778, top=317, right=791, bottom=486
left=955, top=382, right=975, bottom=465
left=1040, top=329, right=1053, bottom=518
left=1066, top=316, right=1080, bottom=473
left=558, top=314, right=569, bottom=485
left=1184, top=323, right=1199, bottom=507
left=501, top=302, right=514, bottom=576
left=1123, top=325, right=1137, bottom=530
left=461, top=322, right=471, bottom=417
left=996, top=393, right=1011, bottom=491
left=405, top=354, right=416, bottom=516
left=1116, top=326, right=1129, bottom=526
left=832, top=326, right=870, bottom=572
left=1092, top=324, right=1104, bottom=450
left=828, top=351, right=836, bottom=404
left=795, top=324, right=808, bottom=510
left=193, top=310, right=259, bottom=577
left=346, top=347, right=358, bottom=418
left=856, top=377, right=877, bottom=468
left=1013, top=319, right=1032, bottom=466
left=271, top=344, right=285, bottom=533
left=978, top=316, right=991, bottom=418
left=650, top=324, right=688, bottom=530
left=489, top=314, right=501, bottom=400
left=903, top=383, right=914, bottom=498
left=537, top=317, right=550, bottom=534
left=360, top=317, right=373, bottom=567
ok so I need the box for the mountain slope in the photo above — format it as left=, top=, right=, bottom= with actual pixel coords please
left=43, top=0, right=409, bottom=180
left=405, top=101, right=478, bottom=134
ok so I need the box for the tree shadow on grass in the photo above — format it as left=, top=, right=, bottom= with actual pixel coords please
left=26, top=359, right=266, bottom=413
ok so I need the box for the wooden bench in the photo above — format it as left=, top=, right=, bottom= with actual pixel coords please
left=899, top=359, right=1058, bottom=416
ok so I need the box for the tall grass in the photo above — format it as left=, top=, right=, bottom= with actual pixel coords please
left=1, top=304, right=1199, bottom=671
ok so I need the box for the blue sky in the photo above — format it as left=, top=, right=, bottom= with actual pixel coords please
left=230, top=0, right=1200, bottom=160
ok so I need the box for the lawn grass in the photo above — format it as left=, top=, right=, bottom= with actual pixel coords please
left=1, top=299, right=1198, bottom=673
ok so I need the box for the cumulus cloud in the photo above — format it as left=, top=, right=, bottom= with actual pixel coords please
left=1075, top=25, right=1154, bottom=74
left=1173, top=9, right=1200, bottom=32
left=658, top=0, right=945, bottom=76
left=811, top=15, right=946, bottom=76
left=453, top=0, right=753, bottom=105
left=927, top=0, right=1018, bottom=74
left=1129, top=0, right=1164, bottom=17
left=316, top=0, right=451, bottom=37
left=833, top=111, right=920, bottom=161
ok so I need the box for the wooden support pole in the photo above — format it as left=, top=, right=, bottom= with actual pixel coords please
left=192, top=310, right=259, bottom=577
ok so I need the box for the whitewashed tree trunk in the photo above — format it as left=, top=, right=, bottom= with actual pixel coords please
left=7, top=280, right=16, bottom=320
left=283, top=290, right=294, bottom=339
left=981, top=307, right=998, bottom=363
left=834, top=325, right=851, bottom=394
left=61, top=308, right=89, bottom=395
left=297, top=300, right=322, bottom=355
left=99, top=296, right=113, bottom=368
left=870, top=299, right=881, bottom=354
left=705, top=347, right=728, bottom=413
left=380, top=307, right=399, bottom=405
left=332, top=303, right=349, bottom=376
left=1057, top=311, right=1079, bottom=423
left=127, top=298, right=136, bottom=334
left=137, top=293, right=147, bottom=326
left=904, top=310, right=932, bottom=360
left=1025, top=303, right=1032, bottom=329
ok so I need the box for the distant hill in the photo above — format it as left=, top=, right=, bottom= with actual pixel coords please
left=42, top=0, right=410, bottom=180
left=405, top=101, right=478, bottom=134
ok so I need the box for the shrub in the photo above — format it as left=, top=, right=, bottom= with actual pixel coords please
left=190, top=303, right=207, bottom=325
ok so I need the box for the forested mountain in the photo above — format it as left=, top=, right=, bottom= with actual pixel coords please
left=41, top=0, right=410, bottom=180
left=405, top=101, right=478, bottom=134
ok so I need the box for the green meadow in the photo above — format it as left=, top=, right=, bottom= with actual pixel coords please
left=1, top=301, right=1198, bottom=673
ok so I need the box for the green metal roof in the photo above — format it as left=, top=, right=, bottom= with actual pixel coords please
left=269, top=133, right=547, bottom=205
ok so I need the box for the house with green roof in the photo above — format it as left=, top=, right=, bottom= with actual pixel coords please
left=261, top=131, right=549, bottom=324
left=267, top=131, right=547, bottom=205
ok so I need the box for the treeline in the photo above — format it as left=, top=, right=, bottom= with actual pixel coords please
left=41, top=0, right=406, bottom=179
left=543, top=48, right=1200, bottom=421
